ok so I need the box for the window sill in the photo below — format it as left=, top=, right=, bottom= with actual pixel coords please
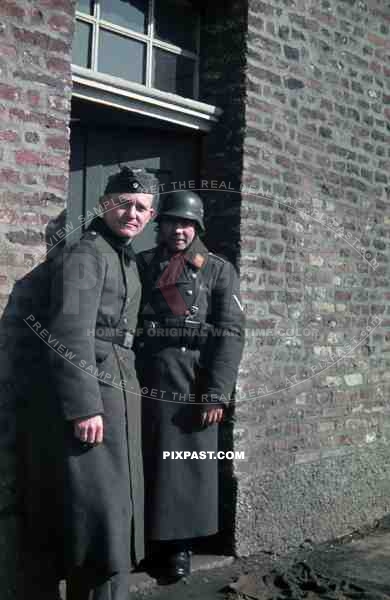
left=71, top=66, right=222, bottom=131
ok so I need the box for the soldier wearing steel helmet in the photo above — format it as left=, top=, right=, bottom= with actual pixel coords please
left=135, top=190, right=245, bottom=581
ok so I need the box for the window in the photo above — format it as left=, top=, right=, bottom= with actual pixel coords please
left=72, top=0, right=200, bottom=99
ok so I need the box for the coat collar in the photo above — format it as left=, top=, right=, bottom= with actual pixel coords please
left=88, top=217, right=136, bottom=262
left=183, top=236, right=208, bottom=269
left=158, top=236, right=208, bottom=270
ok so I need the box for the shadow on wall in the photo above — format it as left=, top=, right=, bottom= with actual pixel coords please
left=0, top=210, right=67, bottom=600
left=1, top=209, right=67, bottom=391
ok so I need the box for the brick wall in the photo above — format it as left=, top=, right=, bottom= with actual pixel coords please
left=234, top=0, right=390, bottom=555
left=0, top=0, right=74, bottom=595
left=0, top=0, right=74, bottom=310
left=0, top=0, right=389, bottom=588
left=199, top=1, right=248, bottom=263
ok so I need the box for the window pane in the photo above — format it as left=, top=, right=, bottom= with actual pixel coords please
left=100, top=0, right=148, bottom=33
left=76, top=0, right=93, bottom=15
left=153, top=48, right=195, bottom=98
left=99, top=30, right=146, bottom=83
left=154, top=0, right=198, bottom=53
left=72, top=20, right=92, bottom=68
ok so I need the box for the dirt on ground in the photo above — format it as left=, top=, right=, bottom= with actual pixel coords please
left=130, top=517, right=390, bottom=600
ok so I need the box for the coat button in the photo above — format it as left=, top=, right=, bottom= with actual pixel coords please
left=186, top=290, right=193, bottom=295
left=123, top=317, right=128, bottom=324
left=191, top=273, right=197, bottom=279
left=180, top=346, right=187, bottom=352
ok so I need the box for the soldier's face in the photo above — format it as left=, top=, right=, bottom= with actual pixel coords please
left=159, top=217, right=196, bottom=252
left=101, top=193, right=155, bottom=238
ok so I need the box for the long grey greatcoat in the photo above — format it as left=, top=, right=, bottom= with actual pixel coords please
left=136, top=237, right=244, bottom=541
left=42, top=216, right=144, bottom=576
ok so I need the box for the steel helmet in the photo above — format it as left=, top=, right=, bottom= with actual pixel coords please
left=157, top=190, right=205, bottom=231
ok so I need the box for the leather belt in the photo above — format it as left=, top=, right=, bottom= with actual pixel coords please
left=143, top=317, right=203, bottom=329
left=140, top=318, right=213, bottom=350
left=95, top=330, right=134, bottom=349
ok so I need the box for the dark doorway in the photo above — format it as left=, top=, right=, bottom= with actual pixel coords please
left=68, top=98, right=202, bottom=251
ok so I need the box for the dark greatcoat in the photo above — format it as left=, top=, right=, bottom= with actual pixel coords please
left=3, top=250, right=65, bottom=594
left=136, top=236, right=245, bottom=541
left=19, top=217, right=144, bottom=578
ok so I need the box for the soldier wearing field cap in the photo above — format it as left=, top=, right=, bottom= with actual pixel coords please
left=25, top=167, right=156, bottom=600
left=136, top=190, right=245, bottom=581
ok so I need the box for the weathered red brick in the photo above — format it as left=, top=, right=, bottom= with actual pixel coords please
left=241, top=238, right=257, bottom=252
left=45, top=174, right=68, bottom=191
left=307, top=79, right=322, bottom=91
left=19, top=212, right=42, bottom=226
left=367, top=33, right=390, bottom=49
left=0, top=83, right=21, bottom=102
left=15, top=149, right=41, bottom=166
left=46, top=135, right=68, bottom=151
left=335, top=291, right=352, bottom=301
left=38, top=0, right=76, bottom=17
left=13, top=26, right=49, bottom=50
left=0, top=169, right=20, bottom=185
left=9, top=108, right=67, bottom=132
left=13, top=68, right=70, bottom=89
left=15, top=148, right=68, bottom=169
left=0, top=209, right=17, bottom=224
left=369, top=61, right=382, bottom=73
left=9, top=107, right=44, bottom=125
left=40, top=154, right=69, bottom=169
left=0, top=130, right=19, bottom=143
left=48, top=14, right=74, bottom=34
left=0, top=1, right=25, bottom=18
left=311, top=10, right=337, bottom=27
left=12, top=26, right=69, bottom=53
left=0, top=43, right=17, bottom=60
left=27, top=90, right=40, bottom=107
left=46, top=56, right=70, bottom=73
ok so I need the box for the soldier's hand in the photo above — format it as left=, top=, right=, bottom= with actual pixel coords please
left=201, top=406, right=224, bottom=426
left=73, top=415, right=104, bottom=444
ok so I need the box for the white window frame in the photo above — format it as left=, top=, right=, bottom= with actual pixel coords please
left=71, top=0, right=220, bottom=131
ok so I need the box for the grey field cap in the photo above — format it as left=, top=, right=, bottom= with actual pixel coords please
left=104, top=166, right=159, bottom=196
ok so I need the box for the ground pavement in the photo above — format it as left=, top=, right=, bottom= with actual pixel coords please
left=58, top=517, right=390, bottom=599
left=127, top=517, right=390, bottom=600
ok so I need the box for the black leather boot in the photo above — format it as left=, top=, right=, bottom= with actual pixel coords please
left=165, top=549, right=191, bottom=581
left=145, top=540, right=192, bottom=582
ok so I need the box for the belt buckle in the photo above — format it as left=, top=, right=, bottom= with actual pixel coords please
left=184, top=317, right=200, bottom=328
